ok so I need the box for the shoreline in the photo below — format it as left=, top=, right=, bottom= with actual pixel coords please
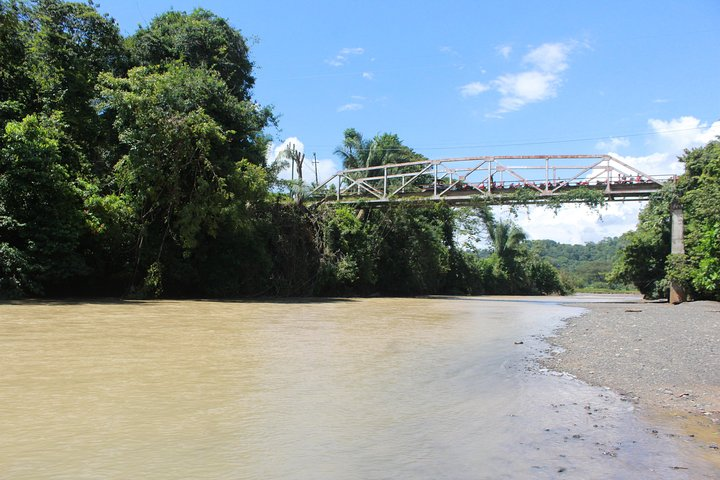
left=543, top=298, right=720, bottom=466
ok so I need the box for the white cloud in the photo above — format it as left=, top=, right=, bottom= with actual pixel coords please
left=497, top=203, right=643, bottom=245
left=473, top=116, right=717, bottom=244
left=342, top=47, right=364, bottom=55
left=362, top=72, right=374, bottom=80
left=273, top=137, right=305, bottom=164
left=272, top=137, right=304, bottom=182
left=522, top=42, right=571, bottom=73
left=496, top=44, right=512, bottom=59
left=440, top=46, right=460, bottom=57
left=611, top=152, right=684, bottom=176
left=326, top=47, right=365, bottom=67
left=595, top=116, right=719, bottom=177
left=595, top=137, right=630, bottom=151
left=504, top=115, right=720, bottom=243
left=460, top=81, right=490, bottom=97
left=648, top=116, right=720, bottom=152
left=314, top=157, right=341, bottom=184
left=493, top=71, right=559, bottom=112
left=459, top=41, right=576, bottom=113
left=272, top=137, right=340, bottom=183
left=337, top=103, right=363, bottom=112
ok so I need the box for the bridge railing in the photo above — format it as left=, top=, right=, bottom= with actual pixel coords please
left=310, top=155, right=676, bottom=204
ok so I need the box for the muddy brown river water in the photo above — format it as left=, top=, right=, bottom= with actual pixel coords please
left=0, top=296, right=716, bottom=479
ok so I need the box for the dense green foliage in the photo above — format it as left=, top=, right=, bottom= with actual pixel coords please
left=472, top=209, right=570, bottom=295
left=611, top=140, right=720, bottom=300
left=0, top=113, right=87, bottom=295
left=529, top=237, right=630, bottom=291
left=312, top=202, right=568, bottom=297
left=0, top=1, right=274, bottom=298
left=0, top=1, right=569, bottom=299
left=334, top=128, right=426, bottom=170
left=127, top=9, right=255, bottom=100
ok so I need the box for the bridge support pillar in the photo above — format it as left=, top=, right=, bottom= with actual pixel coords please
left=669, top=202, right=686, bottom=304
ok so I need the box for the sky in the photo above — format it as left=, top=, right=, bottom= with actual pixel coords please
left=99, top=0, right=720, bottom=244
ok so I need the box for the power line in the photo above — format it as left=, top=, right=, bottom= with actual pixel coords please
left=304, top=125, right=716, bottom=154
left=414, top=126, right=712, bottom=151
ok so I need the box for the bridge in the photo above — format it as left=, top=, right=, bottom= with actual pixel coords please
left=310, top=154, right=676, bottom=205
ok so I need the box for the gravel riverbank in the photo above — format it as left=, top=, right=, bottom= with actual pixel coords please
left=543, top=298, right=720, bottom=464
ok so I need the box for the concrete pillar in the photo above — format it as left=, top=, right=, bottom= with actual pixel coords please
left=669, top=202, right=686, bottom=304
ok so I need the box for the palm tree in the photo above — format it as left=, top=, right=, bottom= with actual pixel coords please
left=334, top=129, right=431, bottom=205
left=335, top=130, right=416, bottom=170
left=475, top=207, right=528, bottom=292
left=489, top=221, right=527, bottom=262
left=334, top=128, right=372, bottom=170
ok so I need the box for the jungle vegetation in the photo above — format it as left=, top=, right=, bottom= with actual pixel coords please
left=528, top=237, right=632, bottom=292
left=610, top=140, right=720, bottom=301
left=2, top=2, right=716, bottom=301
left=0, top=1, right=571, bottom=299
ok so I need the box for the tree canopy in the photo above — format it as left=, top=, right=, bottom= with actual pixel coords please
left=127, top=8, right=255, bottom=100
left=611, top=139, right=720, bottom=300
left=0, top=2, right=573, bottom=299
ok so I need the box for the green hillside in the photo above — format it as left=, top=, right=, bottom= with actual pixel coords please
left=528, top=237, right=633, bottom=292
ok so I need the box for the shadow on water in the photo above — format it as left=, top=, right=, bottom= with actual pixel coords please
left=1, top=292, right=645, bottom=308
left=0, top=296, right=357, bottom=307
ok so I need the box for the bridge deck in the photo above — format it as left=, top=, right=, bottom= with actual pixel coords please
left=309, top=154, right=674, bottom=205
left=326, top=181, right=663, bottom=206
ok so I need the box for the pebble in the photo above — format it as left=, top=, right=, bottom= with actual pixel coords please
left=542, top=300, right=720, bottom=429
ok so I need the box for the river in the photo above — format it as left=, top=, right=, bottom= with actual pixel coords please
left=0, top=296, right=714, bottom=479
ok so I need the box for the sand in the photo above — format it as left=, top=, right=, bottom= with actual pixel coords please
left=543, top=298, right=720, bottom=464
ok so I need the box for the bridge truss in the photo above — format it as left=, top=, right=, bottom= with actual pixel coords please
left=310, top=155, right=675, bottom=205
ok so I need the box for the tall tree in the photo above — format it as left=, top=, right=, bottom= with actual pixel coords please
left=23, top=0, right=124, bottom=171
left=489, top=221, right=527, bottom=262
left=334, top=129, right=425, bottom=170
left=334, top=128, right=372, bottom=170
left=0, top=113, right=88, bottom=295
left=97, top=63, right=271, bottom=295
left=672, top=139, right=720, bottom=299
left=610, top=140, right=720, bottom=300
left=0, top=0, right=31, bottom=130
left=127, top=8, right=254, bottom=100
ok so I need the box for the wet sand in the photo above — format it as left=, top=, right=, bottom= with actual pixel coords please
left=544, top=298, right=720, bottom=467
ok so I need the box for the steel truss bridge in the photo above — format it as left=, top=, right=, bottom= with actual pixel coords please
left=310, top=154, right=675, bottom=205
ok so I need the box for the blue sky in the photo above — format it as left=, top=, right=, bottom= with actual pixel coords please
left=100, top=0, right=720, bottom=243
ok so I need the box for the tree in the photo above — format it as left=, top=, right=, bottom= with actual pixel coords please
left=611, top=139, right=720, bottom=300
left=22, top=0, right=124, bottom=171
left=96, top=63, right=272, bottom=295
left=528, top=237, right=629, bottom=290
left=127, top=8, right=254, bottom=100
left=462, top=206, right=568, bottom=295
left=315, top=204, right=380, bottom=294
left=334, top=128, right=372, bottom=170
left=489, top=220, right=527, bottom=263
left=0, top=112, right=88, bottom=295
left=276, top=143, right=306, bottom=204
left=609, top=190, right=672, bottom=299
left=334, top=129, right=426, bottom=170
left=675, top=139, right=720, bottom=299
left=0, top=0, right=31, bottom=130
left=373, top=203, right=452, bottom=295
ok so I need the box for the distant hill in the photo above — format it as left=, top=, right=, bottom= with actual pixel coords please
left=528, top=237, right=631, bottom=291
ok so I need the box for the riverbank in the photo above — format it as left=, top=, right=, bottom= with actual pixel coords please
left=543, top=298, right=720, bottom=465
